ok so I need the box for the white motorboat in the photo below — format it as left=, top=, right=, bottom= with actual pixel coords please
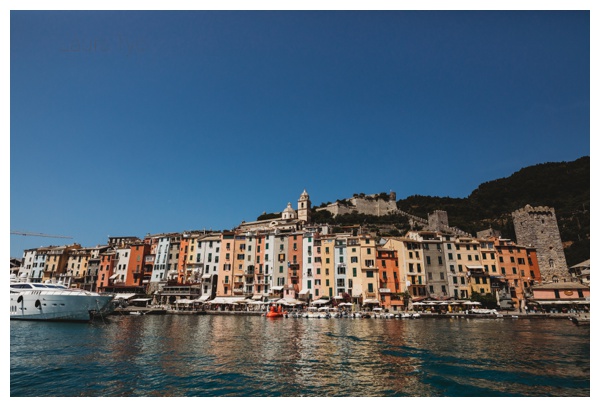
left=10, top=281, right=115, bottom=322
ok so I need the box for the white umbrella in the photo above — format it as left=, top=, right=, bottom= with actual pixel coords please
left=412, top=302, right=425, bottom=306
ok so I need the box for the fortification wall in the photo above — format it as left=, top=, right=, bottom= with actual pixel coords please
left=317, top=195, right=397, bottom=217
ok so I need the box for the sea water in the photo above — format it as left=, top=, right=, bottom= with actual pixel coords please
left=10, top=315, right=590, bottom=397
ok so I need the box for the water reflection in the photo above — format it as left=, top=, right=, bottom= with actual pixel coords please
left=10, top=316, right=590, bottom=397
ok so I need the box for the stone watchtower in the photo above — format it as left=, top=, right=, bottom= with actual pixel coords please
left=298, top=189, right=311, bottom=223
left=512, top=204, right=570, bottom=282
left=428, top=210, right=449, bottom=232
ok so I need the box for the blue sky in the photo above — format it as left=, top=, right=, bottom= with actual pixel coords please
left=8, top=9, right=591, bottom=258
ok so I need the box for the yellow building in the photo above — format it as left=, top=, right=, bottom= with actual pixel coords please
left=359, top=234, right=379, bottom=305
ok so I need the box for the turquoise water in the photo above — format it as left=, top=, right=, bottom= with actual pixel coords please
left=10, top=315, right=590, bottom=397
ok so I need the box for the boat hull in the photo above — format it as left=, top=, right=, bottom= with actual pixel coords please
left=10, top=292, right=114, bottom=322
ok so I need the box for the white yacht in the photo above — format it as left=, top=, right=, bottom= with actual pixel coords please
left=10, top=281, right=115, bottom=322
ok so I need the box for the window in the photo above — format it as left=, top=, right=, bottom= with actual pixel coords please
left=368, top=283, right=373, bottom=292
left=353, top=268, right=357, bottom=277
left=366, top=271, right=373, bottom=278
left=351, top=256, right=358, bottom=263
left=438, top=256, right=443, bottom=265
left=337, top=279, right=345, bottom=287
left=439, top=272, right=444, bottom=280
left=426, top=256, right=431, bottom=265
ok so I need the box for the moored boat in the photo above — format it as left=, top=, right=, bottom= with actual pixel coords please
left=10, top=281, right=115, bottom=322
left=568, top=314, right=590, bottom=326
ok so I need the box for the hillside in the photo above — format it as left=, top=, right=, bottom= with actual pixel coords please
left=312, top=157, right=590, bottom=267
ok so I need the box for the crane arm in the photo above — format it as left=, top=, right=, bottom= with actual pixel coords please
left=11, top=231, right=73, bottom=239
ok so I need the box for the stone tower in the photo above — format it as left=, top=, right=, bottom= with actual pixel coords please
left=512, top=205, right=570, bottom=282
left=298, top=189, right=311, bottom=223
left=428, top=210, right=449, bottom=232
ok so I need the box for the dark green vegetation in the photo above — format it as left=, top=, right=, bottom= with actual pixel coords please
left=395, top=157, right=589, bottom=267
left=258, top=157, right=590, bottom=267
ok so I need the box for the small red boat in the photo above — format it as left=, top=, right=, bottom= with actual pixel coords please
left=265, top=305, right=286, bottom=318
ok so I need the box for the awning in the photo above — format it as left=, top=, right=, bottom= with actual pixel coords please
left=271, top=286, right=284, bottom=291
left=114, top=293, right=136, bottom=300
left=196, top=294, right=210, bottom=302
left=202, top=275, right=212, bottom=280
left=176, top=299, right=193, bottom=304
left=208, top=296, right=246, bottom=305
left=312, top=299, right=330, bottom=305
left=364, top=299, right=379, bottom=304
left=109, top=275, right=119, bottom=280
left=252, top=294, right=263, bottom=300
left=130, top=298, right=152, bottom=303
left=536, top=300, right=590, bottom=305
left=299, top=289, right=310, bottom=295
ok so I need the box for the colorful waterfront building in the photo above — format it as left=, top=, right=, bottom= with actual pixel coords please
left=409, top=231, right=451, bottom=299
left=359, top=234, right=379, bottom=306
left=253, top=232, right=269, bottom=300
left=231, top=233, right=246, bottom=297
left=452, top=237, right=483, bottom=299
left=97, top=249, right=115, bottom=291
left=320, top=235, right=336, bottom=299
left=197, top=234, right=221, bottom=299
left=493, top=237, right=542, bottom=309
left=346, top=236, right=361, bottom=302
left=376, top=246, right=404, bottom=311
left=530, top=281, right=590, bottom=312
left=300, top=231, right=318, bottom=302
left=285, top=231, right=303, bottom=300
left=384, top=237, right=427, bottom=300
left=333, top=234, right=350, bottom=298
left=65, top=246, right=92, bottom=286
left=216, top=231, right=236, bottom=297
left=18, top=247, right=48, bottom=283
left=43, top=244, right=83, bottom=283
left=312, top=234, right=325, bottom=299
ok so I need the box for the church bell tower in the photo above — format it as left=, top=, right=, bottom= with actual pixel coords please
left=297, top=189, right=311, bottom=223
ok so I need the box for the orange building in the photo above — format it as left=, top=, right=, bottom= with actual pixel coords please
left=494, top=238, right=542, bottom=308
left=377, top=247, right=404, bottom=311
left=97, top=250, right=116, bottom=291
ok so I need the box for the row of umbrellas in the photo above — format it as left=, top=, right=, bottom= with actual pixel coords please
left=412, top=301, right=481, bottom=306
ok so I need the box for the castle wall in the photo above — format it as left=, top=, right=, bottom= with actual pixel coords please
left=317, top=196, right=398, bottom=217
left=512, top=205, right=570, bottom=282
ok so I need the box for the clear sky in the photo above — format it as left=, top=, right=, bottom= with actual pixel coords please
left=8, top=7, right=591, bottom=258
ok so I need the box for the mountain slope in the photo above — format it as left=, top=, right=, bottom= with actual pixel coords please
left=395, top=156, right=590, bottom=266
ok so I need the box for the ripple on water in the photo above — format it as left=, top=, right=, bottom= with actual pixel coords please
left=10, top=317, right=590, bottom=397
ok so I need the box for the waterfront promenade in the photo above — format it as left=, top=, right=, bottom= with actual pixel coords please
left=112, top=306, right=586, bottom=320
